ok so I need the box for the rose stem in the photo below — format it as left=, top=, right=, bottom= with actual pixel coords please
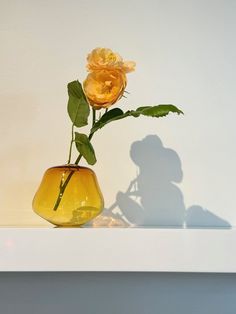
left=67, top=123, right=75, bottom=164
left=52, top=108, right=97, bottom=211
left=74, top=108, right=96, bottom=164
left=52, top=170, right=75, bottom=211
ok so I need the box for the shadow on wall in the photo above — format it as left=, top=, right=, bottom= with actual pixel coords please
left=92, top=135, right=231, bottom=228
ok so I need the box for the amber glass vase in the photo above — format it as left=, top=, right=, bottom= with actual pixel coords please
left=32, top=165, right=104, bottom=226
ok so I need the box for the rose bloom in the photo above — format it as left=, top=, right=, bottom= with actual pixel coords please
left=83, top=69, right=126, bottom=109
left=87, top=48, right=136, bottom=74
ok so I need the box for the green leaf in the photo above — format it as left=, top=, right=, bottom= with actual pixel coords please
left=74, top=132, right=96, bottom=165
left=67, top=80, right=90, bottom=128
left=134, top=105, right=184, bottom=117
left=91, top=105, right=183, bottom=133
left=91, top=108, right=125, bottom=133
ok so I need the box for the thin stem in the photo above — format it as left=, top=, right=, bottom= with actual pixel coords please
left=67, top=124, right=74, bottom=164
left=92, top=108, right=96, bottom=124
left=52, top=170, right=75, bottom=211
left=74, top=153, right=82, bottom=165
left=52, top=108, right=97, bottom=211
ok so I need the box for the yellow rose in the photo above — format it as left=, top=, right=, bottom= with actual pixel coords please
left=83, top=69, right=126, bottom=109
left=87, top=48, right=136, bottom=73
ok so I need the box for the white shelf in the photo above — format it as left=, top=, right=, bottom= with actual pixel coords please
left=0, top=227, right=235, bottom=272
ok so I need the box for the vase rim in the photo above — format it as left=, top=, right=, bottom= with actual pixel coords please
left=48, top=164, right=93, bottom=171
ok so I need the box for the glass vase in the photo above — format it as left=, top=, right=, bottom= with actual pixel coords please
left=32, top=165, right=104, bottom=226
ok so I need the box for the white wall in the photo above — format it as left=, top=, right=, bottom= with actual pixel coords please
left=0, top=0, right=235, bottom=227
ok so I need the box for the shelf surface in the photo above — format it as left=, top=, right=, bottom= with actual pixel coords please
left=0, top=227, right=235, bottom=272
